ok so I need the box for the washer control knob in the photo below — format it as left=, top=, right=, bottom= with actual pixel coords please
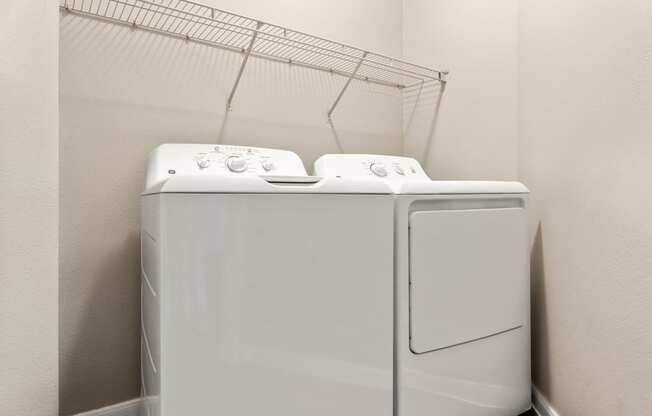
left=226, top=156, right=248, bottom=173
left=197, top=157, right=211, bottom=169
left=394, top=165, right=405, bottom=175
left=370, top=163, right=388, bottom=177
left=261, top=160, right=274, bottom=172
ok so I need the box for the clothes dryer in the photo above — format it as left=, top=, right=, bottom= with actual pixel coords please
left=314, top=154, right=532, bottom=416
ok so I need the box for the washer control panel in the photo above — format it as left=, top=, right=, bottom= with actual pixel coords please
left=145, top=144, right=307, bottom=189
left=192, top=145, right=303, bottom=175
left=313, top=154, right=430, bottom=181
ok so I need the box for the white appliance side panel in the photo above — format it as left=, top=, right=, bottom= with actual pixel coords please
left=142, top=280, right=160, bottom=369
left=141, top=195, right=160, bottom=240
left=159, top=194, right=394, bottom=416
left=141, top=231, right=159, bottom=296
left=141, top=194, right=162, bottom=416
left=141, top=334, right=159, bottom=398
left=409, top=207, right=528, bottom=353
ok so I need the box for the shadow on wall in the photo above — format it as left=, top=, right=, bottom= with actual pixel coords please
left=402, top=80, right=446, bottom=176
left=59, top=12, right=404, bottom=162
left=530, top=223, right=550, bottom=396
left=59, top=231, right=141, bottom=415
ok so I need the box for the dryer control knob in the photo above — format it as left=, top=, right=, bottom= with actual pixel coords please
left=226, top=155, right=248, bottom=173
left=197, top=157, right=211, bottom=169
left=394, top=165, right=405, bottom=175
left=261, top=160, right=274, bottom=172
left=370, top=163, right=388, bottom=177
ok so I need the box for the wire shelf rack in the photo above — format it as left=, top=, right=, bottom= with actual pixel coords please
left=60, top=0, right=447, bottom=86
left=60, top=0, right=447, bottom=115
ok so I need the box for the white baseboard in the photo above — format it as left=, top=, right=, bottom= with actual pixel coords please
left=75, top=390, right=558, bottom=416
left=533, top=386, right=560, bottom=416
left=73, top=398, right=144, bottom=416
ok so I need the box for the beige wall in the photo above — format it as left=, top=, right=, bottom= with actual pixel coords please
left=519, top=0, right=652, bottom=414
left=402, top=0, right=519, bottom=180
left=0, top=1, right=59, bottom=416
left=59, top=0, right=403, bottom=414
left=405, top=1, right=652, bottom=414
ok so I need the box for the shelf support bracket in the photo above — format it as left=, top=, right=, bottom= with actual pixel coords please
left=326, top=118, right=345, bottom=153
left=421, top=80, right=447, bottom=170
left=327, top=52, right=367, bottom=120
left=226, top=21, right=262, bottom=111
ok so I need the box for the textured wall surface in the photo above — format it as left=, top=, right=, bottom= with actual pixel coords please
left=0, top=1, right=59, bottom=415
left=402, top=0, right=519, bottom=180
left=59, top=0, right=404, bottom=414
left=519, top=1, right=652, bottom=414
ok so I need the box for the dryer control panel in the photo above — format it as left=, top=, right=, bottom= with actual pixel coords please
left=145, top=144, right=307, bottom=190
left=313, top=154, right=430, bottom=181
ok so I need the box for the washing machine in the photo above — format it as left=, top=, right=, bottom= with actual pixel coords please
left=314, top=154, right=532, bottom=416
left=140, top=144, right=395, bottom=416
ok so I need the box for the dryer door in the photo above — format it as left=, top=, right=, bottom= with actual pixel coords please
left=409, top=207, right=527, bottom=353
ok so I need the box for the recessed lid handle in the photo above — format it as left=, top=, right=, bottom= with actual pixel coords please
left=261, top=175, right=322, bottom=184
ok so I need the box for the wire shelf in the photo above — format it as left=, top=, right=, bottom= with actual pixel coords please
left=60, top=0, right=447, bottom=90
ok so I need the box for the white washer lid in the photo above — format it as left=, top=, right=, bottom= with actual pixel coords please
left=143, top=175, right=393, bottom=195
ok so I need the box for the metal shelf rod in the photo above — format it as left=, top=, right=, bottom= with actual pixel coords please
left=328, top=52, right=368, bottom=120
left=226, top=21, right=261, bottom=111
